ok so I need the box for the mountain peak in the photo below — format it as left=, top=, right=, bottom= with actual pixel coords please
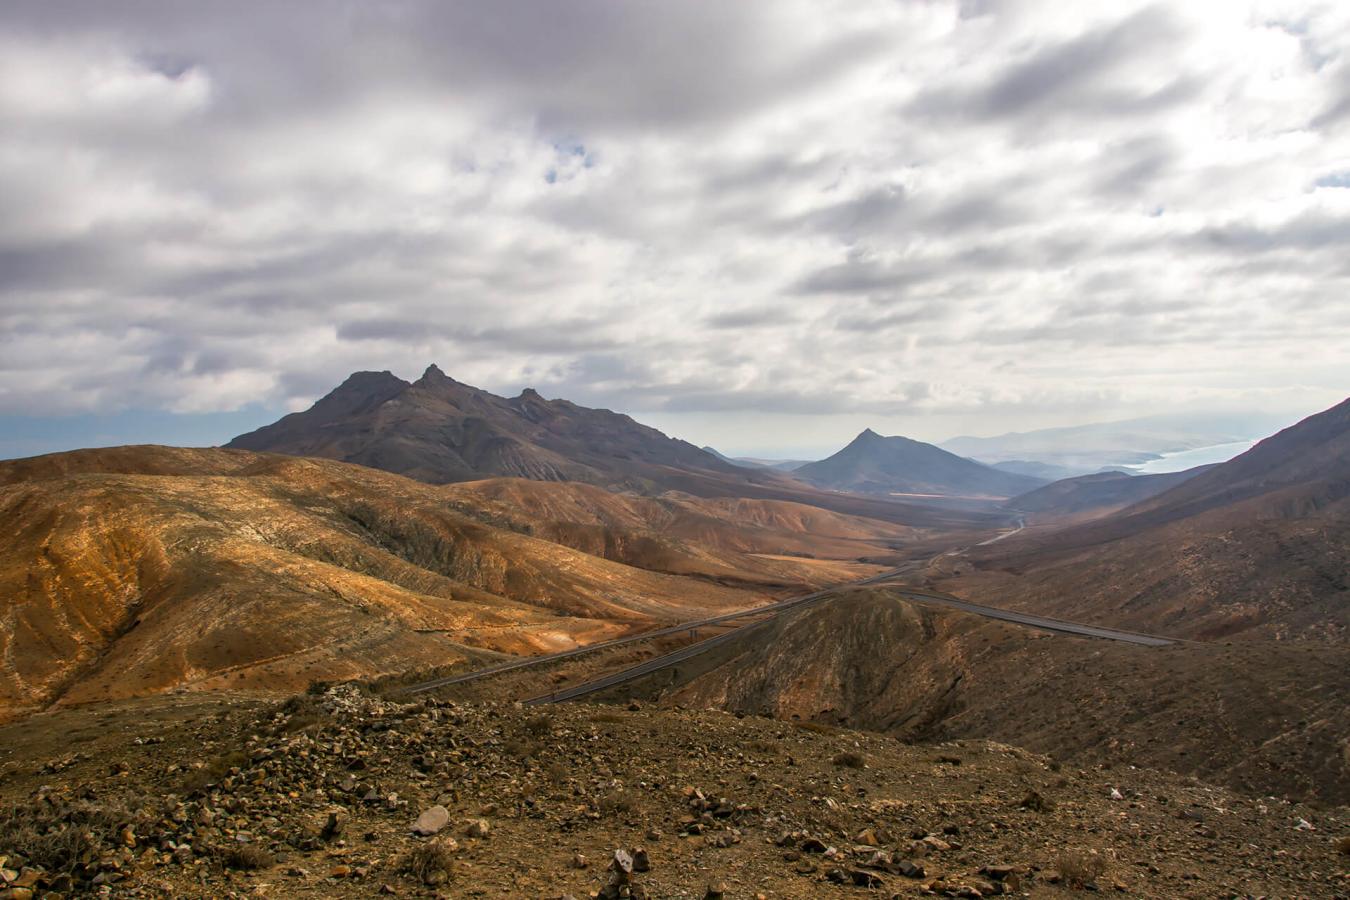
left=518, top=387, right=543, bottom=400
left=419, top=363, right=449, bottom=382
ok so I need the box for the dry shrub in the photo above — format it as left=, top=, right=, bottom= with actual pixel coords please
left=180, top=749, right=249, bottom=794
left=598, top=790, right=635, bottom=815
left=406, top=839, right=456, bottom=885
left=591, top=710, right=625, bottom=725
left=832, top=751, right=867, bottom=769
left=521, top=712, right=554, bottom=737
left=502, top=737, right=543, bottom=760
left=793, top=721, right=836, bottom=735
left=0, top=798, right=143, bottom=876
left=222, top=843, right=274, bottom=870
left=1057, top=849, right=1106, bottom=889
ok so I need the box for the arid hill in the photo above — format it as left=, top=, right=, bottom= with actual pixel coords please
left=941, top=397, right=1350, bottom=640
left=226, top=366, right=995, bottom=529
left=1004, top=465, right=1212, bottom=524
left=443, top=478, right=914, bottom=587
left=795, top=429, right=1044, bottom=499
left=622, top=590, right=1350, bottom=805
left=0, top=446, right=927, bottom=722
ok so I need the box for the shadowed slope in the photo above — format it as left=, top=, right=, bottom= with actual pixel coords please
left=943, top=397, right=1350, bottom=640
left=643, top=590, right=1350, bottom=805
left=1005, top=465, right=1213, bottom=524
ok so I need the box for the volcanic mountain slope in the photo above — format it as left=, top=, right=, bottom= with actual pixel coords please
left=226, top=367, right=996, bottom=529
left=1, top=446, right=808, bottom=722
left=794, top=429, right=1044, bottom=498
left=624, top=590, right=1350, bottom=805
left=1004, top=465, right=1213, bottom=524
left=228, top=365, right=739, bottom=489
left=941, top=397, right=1350, bottom=640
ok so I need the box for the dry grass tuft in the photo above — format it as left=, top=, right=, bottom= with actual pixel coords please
left=406, top=839, right=456, bottom=885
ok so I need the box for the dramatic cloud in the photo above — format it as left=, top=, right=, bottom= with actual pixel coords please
left=1, top=0, right=1347, bottom=455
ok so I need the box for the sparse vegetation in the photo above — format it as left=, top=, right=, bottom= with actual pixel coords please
left=221, top=843, right=274, bottom=870
left=0, top=799, right=144, bottom=876
left=832, top=750, right=866, bottom=769
left=406, top=838, right=456, bottom=885
left=1057, top=849, right=1106, bottom=889
left=180, top=749, right=249, bottom=794
left=522, top=712, right=554, bottom=736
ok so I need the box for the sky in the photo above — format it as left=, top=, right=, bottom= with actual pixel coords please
left=1, top=0, right=1348, bottom=460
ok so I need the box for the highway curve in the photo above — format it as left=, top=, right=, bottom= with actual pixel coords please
left=397, top=566, right=909, bottom=696
left=522, top=585, right=1175, bottom=705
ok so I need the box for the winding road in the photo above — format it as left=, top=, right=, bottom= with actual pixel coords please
left=397, top=555, right=1174, bottom=702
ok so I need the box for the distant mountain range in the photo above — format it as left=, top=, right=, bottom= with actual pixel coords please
left=701, top=447, right=810, bottom=472
left=793, top=428, right=1045, bottom=499
left=942, top=412, right=1295, bottom=473
left=226, top=366, right=995, bottom=529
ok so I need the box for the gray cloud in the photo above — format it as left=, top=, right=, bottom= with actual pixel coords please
left=0, top=0, right=1346, bottom=447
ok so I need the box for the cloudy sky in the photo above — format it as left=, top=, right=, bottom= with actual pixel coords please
left=2, top=0, right=1347, bottom=459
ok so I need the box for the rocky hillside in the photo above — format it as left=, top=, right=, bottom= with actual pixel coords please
left=628, top=590, right=1350, bottom=806
left=795, top=430, right=1044, bottom=499
left=0, top=686, right=1343, bottom=898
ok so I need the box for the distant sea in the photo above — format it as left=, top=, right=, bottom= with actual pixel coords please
left=1128, top=440, right=1257, bottom=474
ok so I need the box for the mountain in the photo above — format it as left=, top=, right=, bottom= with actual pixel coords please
left=793, top=428, right=1045, bottom=498
left=941, top=412, right=1293, bottom=473
left=228, top=365, right=738, bottom=488
left=226, top=367, right=998, bottom=529
left=1005, top=465, right=1214, bottom=523
left=944, top=397, right=1350, bottom=640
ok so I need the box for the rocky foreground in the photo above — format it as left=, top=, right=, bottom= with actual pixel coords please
left=0, top=685, right=1347, bottom=899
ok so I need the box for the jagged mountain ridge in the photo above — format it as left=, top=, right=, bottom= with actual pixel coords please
left=228, top=365, right=735, bottom=487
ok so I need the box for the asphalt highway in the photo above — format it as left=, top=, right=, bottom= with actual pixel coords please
left=398, top=567, right=907, bottom=696
left=521, top=584, right=1174, bottom=705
